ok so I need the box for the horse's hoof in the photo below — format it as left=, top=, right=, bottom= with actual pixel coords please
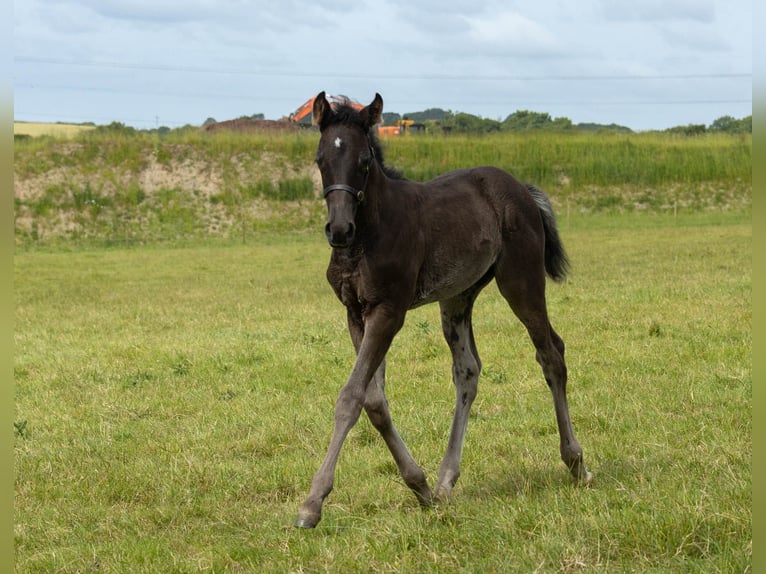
left=413, top=485, right=434, bottom=508
left=433, top=485, right=452, bottom=505
left=577, top=470, right=594, bottom=487
left=294, top=510, right=321, bottom=529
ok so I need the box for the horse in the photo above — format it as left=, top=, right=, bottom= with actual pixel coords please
left=294, top=92, right=592, bottom=528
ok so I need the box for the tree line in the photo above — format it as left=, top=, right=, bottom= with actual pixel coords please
left=63, top=110, right=751, bottom=138
left=381, top=108, right=751, bottom=135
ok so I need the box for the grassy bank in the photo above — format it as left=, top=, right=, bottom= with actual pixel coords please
left=14, top=212, right=751, bottom=572
left=384, top=131, right=751, bottom=187
left=14, top=129, right=751, bottom=248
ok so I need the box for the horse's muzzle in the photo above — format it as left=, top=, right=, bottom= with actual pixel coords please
left=325, top=221, right=356, bottom=247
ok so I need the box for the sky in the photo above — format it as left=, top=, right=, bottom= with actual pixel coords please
left=13, top=0, right=752, bottom=131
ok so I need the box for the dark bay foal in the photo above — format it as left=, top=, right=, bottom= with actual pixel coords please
left=295, top=92, right=592, bottom=528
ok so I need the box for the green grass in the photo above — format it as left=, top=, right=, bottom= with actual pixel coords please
left=15, top=128, right=751, bottom=189
left=385, top=131, right=751, bottom=188
left=14, top=212, right=751, bottom=572
left=13, top=130, right=751, bottom=247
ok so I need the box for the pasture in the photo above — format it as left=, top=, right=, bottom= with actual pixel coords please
left=14, top=212, right=751, bottom=572
left=14, top=122, right=96, bottom=139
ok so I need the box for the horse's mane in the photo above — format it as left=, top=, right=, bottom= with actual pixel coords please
left=328, top=102, right=405, bottom=180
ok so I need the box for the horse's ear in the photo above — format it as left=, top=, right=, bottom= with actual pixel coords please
left=312, top=91, right=332, bottom=128
left=360, top=93, right=383, bottom=130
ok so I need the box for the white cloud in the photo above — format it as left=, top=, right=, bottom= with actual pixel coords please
left=463, top=11, right=559, bottom=54
left=13, top=0, right=752, bottom=130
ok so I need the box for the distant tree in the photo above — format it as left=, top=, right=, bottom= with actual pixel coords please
left=504, top=110, right=548, bottom=130
left=665, top=124, right=707, bottom=136
left=709, top=115, right=751, bottom=134
left=203, top=117, right=217, bottom=126
left=577, top=122, right=633, bottom=133
left=381, top=112, right=401, bottom=125
left=502, top=110, right=573, bottom=131
left=407, top=108, right=450, bottom=122
left=443, top=112, right=501, bottom=133
left=709, top=115, right=737, bottom=132
left=237, top=113, right=265, bottom=121
left=551, top=116, right=574, bottom=130
left=95, top=121, right=137, bottom=136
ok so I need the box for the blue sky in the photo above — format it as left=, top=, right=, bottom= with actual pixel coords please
left=13, top=0, right=752, bottom=130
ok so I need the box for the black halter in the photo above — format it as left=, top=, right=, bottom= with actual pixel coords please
left=322, top=183, right=366, bottom=204
left=321, top=142, right=375, bottom=204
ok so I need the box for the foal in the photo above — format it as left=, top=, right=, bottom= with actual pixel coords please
left=295, top=92, right=592, bottom=528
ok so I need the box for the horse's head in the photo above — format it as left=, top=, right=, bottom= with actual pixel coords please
left=313, top=91, right=383, bottom=248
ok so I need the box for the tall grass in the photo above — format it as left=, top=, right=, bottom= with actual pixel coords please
left=15, top=128, right=751, bottom=189
left=384, top=131, right=751, bottom=188
left=13, top=129, right=751, bottom=248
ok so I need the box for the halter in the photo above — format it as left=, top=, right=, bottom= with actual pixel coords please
left=321, top=141, right=375, bottom=204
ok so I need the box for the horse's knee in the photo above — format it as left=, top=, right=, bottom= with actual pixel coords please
left=361, top=381, right=390, bottom=426
left=335, top=384, right=366, bottom=426
left=364, top=400, right=391, bottom=431
left=551, top=330, right=565, bottom=357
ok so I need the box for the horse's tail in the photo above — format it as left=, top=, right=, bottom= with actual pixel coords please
left=525, top=184, right=570, bottom=282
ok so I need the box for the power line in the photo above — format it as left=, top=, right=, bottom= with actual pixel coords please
left=13, top=82, right=752, bottom=108
left=14, top=56, right=752, bottom=82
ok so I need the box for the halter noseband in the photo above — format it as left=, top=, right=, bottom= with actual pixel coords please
left=321, top=141, right=375, bottom=205
left=322, top=183, right=365, bottom=204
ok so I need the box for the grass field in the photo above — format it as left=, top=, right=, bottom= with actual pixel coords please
left=14, top=212, right=751, bottom=572
left=14, top=122, right=96, bottom=139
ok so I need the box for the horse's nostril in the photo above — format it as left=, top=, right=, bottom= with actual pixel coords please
left=325, top=221, right=355, bottom=247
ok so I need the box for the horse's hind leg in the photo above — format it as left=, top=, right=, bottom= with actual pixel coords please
left=495, top=264, right=592, bottom=485
left=434, top=293, right=482, bottom=502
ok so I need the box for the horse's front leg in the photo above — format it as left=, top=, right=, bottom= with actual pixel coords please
left=294, top=304, right=405, bottom=529
left=345, top=307, right=433, bottom=508
left=364, top=360, right=433, bottom=508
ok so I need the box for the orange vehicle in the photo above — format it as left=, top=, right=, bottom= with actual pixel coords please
left=377, top=125, right=401, bottom=137
left=289, top=94, right=364, bottom=124
left=288, top=96, right=423, bottom=136
left=378, top=118, right=424, bottom=137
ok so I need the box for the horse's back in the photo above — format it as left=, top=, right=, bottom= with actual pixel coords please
left=422, top=165, right=534, bottom=203
left=400, top=166, right=543, bottom=306
left=417, top=165, right=542, bottom=234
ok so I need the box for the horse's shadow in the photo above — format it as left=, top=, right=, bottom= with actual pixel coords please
left=455, top=454, right=645, bottom=503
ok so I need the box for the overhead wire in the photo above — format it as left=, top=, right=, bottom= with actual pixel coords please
left=13, top=56, right=753, bottom=126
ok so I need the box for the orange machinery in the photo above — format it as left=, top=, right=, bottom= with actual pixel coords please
left=289, top=96, right=419, bottom=136
left=289, top=94, right=364, bottom=124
